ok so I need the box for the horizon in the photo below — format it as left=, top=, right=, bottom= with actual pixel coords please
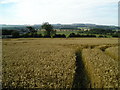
left=0, top=23, right=118, bottom=26
left=0, top=0, right=118, bottom=26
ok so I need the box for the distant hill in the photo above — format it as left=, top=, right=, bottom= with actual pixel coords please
left=0, top=24, right=119, bottom=31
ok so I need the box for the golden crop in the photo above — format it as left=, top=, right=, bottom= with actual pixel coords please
left=82, top=48, right=118, bottom=88
left=105, top=46, right=119, bottom=61
left=2, top=38, right=119, bottom=88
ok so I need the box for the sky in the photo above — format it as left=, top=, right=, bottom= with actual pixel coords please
left=0, top=0, right=119, bottom=26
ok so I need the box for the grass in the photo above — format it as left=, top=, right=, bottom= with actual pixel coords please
left=2, top=38, right=119, bottom=88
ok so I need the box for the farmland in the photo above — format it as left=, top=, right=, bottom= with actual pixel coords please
left=37, top=30, right=113, bottom=38
left=37, top=31, right=79, bottom=36
left=2, top=38, right=119, bottom=88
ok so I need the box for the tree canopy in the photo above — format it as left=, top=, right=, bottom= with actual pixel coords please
left=26, top=26, right=36, bottom=33
left=41, top=22, right=54, bottom=36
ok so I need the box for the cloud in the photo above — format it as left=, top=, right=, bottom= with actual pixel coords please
left=0, top=0, right=119, bottom=25
left=0, top=0, right=19, bottom=4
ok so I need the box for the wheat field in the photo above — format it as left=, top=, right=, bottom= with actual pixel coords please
left=105, top=46, right=119, bottom=61
left=2, top=38, right=119, bottom=88
left=82, top=48, right=118, bottom=88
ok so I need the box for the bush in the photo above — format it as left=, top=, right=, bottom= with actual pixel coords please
left=20, top=33, right=43, bottom=38
left=20, top=33, right=29, bottom=38
left=68, top=33, right=76, bottom=37
left=43, top=35, right=51, bottom=38
left=68, top=33, right=96, bottom=38
left=32, top=33, right=43, bottom=38
left=2, top=30, right=14, bottom=35
left=11, top=31, right=20, bottom=38
left=38, top=34, right=43, bottom=38
left=98, top=35, right=104, bottom=38
left=53, top=34, right=66, bottom=38
left=69, top=33, right=82, bottom=37
left=112, top=34, right=119, bottom=38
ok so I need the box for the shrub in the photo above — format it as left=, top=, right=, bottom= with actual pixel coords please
left=53, top=34, right=66, bottom=38
left=112, top=34, right=119, bottom=37
left=11, top=30, right=20, bottom=38
left=68, top=33, right=96, bottom=38
left=68, top=33, right=76, bottom=37
left=98, top=35, right=104, bottom=38
left=43, top=35, right=51, bottom=38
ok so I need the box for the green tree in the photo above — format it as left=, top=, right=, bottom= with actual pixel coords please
left=41, top=22, right=54, bottom=37
left=26, top=26, right=36, bottom=33
left=11, top=30, right=20, bottom=38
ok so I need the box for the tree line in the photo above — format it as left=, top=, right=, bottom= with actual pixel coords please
left=2, top=22, right=119, bottom=38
